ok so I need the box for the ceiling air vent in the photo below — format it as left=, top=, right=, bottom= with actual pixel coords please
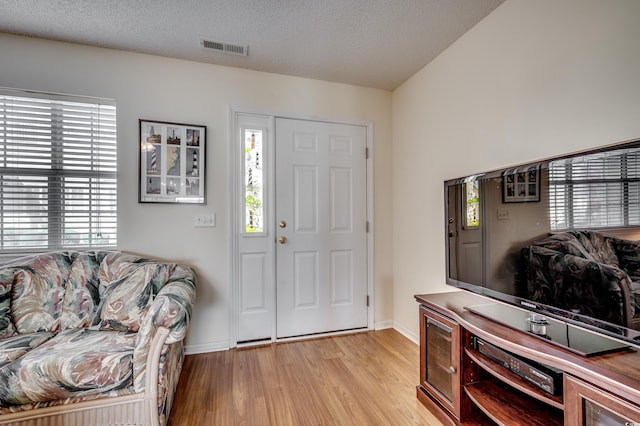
left=200, top=38, right=248, bottom=56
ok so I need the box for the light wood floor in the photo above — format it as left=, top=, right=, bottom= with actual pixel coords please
left=168, top=329, right=444, bottom=425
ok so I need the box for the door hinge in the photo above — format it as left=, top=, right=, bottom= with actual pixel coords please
left=365, top=147, right=369, bottom=159
left=367, top=295, right=370, bottom=307
left=366, top=221, right=369, bottom=233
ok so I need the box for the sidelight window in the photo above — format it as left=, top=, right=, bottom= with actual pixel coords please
left=244, top=129, right=264, bottom=233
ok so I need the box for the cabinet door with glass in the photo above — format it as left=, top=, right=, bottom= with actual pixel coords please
left=419, top=306, right=462, bottom=419
left=565, top=375, right=640, bottom=426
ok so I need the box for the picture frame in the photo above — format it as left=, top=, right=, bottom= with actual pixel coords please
left=138, top=119, right=206, bottom=204
left=502, top=165, right=540, bottom=203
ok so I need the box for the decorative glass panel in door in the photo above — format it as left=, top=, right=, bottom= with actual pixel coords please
left=244, top=129, right=264, bottom=234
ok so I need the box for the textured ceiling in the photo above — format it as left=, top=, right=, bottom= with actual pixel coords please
left=0, top=0, right=504, bottom=90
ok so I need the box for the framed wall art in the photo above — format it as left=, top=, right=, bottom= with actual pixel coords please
left=502, top=165, right=540, bottom=203
left=138, top=119, right=206, bottom=204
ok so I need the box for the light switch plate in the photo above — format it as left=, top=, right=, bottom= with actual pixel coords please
left=497, top=209, right=510, bottom=220
left=193, top=213, right=215, bottom=227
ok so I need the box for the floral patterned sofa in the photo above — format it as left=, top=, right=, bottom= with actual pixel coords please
left=522, top=230, right=640, bottom=331
left=0, top=251, right=196, bottom=426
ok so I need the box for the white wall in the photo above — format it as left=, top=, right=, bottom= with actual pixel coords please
left=5, top=0, right=639, bottom=349
left=0, top=33, right=393, bottom=352
left=392, top=0, right=640, bottom=340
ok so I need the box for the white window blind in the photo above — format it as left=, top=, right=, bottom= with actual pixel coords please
left=549, top=148, right=640, bottom=230
left=0, top=89, right=117, bottom=254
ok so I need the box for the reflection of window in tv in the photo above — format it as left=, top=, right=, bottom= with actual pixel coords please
left=549, top=149, right=640, bottom=230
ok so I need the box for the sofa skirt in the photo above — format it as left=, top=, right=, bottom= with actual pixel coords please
left=0, top=392, right=153, bottom=426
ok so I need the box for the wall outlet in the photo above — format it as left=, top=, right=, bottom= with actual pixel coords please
left=497, top=209, right=510, bottom=220
left=193, top=213, right=215, bottom=227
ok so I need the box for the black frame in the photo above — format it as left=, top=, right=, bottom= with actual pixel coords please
left=444, top=138, right=640, bottom=350
left=138, top=119, right=206, bottom=204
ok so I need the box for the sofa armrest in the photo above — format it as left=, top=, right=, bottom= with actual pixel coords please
left=614, top=238, right=640, bottom=277
left=146, top=265, right=196, bottom=344
left=133, top=264, right=196, bottom=393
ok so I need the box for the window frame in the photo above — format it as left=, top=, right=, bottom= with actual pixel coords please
left=0, top=88, right=117, bottom=256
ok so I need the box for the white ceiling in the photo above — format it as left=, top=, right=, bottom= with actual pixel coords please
left=0, top=0, right=504, bottom=91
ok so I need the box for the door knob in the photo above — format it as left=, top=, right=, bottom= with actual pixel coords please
left=279, top=220, right=287, bottom=228
left=278, top=236, right=288, bottom=244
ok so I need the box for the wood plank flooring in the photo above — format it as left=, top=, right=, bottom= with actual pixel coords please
left=168, top=329, right=444, bottom=425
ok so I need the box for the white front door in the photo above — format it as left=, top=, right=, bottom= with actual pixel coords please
left=275, top=118, right=368, bottom=338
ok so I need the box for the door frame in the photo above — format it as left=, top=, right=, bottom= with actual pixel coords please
left=228, top=106, right=374, bottom=348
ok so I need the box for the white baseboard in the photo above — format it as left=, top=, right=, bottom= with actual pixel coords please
left=393, top=321, right=419, bottom=345
left=185, top=323, right=419, bottom=355
left=185, top=340, right=229, bottom=355
left=374, top=320, right=393, bottom=330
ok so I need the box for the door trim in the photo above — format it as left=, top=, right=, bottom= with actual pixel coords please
left=228, top=105, right=374, bottom=348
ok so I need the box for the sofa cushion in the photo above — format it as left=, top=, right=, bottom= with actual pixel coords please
left=11, top=270, right=63, bottom=334
left=98, top=252, right=156, bottom=282
left=0, top=328, right=135, bottom=406
left=576, top=231, right=620, bottom=267
left=534, top=233, right=593, bottom=259
left=94, top=262, right=171, bottom=332
left=0, top=332, right=54, bottom=369
left=60, top=253, right=104, bottom=330
left=10, top=253, right=73, bottom=334
left=0, top=269, right=15, bottom=339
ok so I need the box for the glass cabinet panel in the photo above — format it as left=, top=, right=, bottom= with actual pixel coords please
left=419, top=306, right=461, bottom=419
left=426, top=317, right=453, bottom=401
left=565, top=375, right=640, bottom=426
left=584, top=399, right=629, bottom=425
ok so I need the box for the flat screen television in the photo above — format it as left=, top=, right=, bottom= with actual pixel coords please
left=445, top=138, right=640, bottom=354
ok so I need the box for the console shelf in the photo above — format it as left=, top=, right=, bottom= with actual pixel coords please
left=415, top=291, right=640, bottom=426
left=464, top=347, right=563, bottom=410
left=464, top=380, right=562, bottom=426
